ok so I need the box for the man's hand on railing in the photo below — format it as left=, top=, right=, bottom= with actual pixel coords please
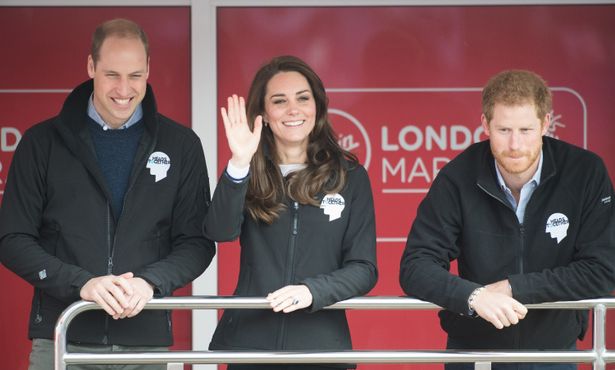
left=80, top=272, right=134, bottom=319
left=267, top=284, right=313, bottom=313
left=472, top=282, right=528, bottom=329
left=117, top=277, right=154, bottom=319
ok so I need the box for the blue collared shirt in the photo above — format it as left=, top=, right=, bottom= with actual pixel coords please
left=495, top=151, right=543, bottom=224
left=87, top=94, right=143, bottom=130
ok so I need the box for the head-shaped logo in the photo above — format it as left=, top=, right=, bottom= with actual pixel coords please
left=545, top=212, right=569, bottom=244
left=320, top=193, right=345, bottom=222
left=146, top=151, right=171, bottom=182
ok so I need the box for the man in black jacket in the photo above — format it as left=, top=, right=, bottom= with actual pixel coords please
left=400, top=70, right=615, bottom=370
left=0, top=19, right=215, bottom=369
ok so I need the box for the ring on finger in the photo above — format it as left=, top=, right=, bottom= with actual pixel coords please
left=291, top=296, right=300, bottom=305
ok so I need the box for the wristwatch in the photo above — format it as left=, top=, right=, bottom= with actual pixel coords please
left=467, top=286, right=485, bottom=316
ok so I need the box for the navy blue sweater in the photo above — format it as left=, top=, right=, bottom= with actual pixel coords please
left=88, top=117, right=144, bottom=220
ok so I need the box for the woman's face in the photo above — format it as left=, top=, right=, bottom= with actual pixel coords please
left=263, top=71, right=317, bottom=162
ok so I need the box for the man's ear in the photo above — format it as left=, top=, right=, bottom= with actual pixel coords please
left=541, top=113, right=551, bottom=136
left=481, top=113, right=491, bottom=138
left=87, top=55, right=95, bottom=78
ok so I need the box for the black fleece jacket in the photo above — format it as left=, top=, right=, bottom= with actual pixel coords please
left=400, top=137, right=615, bottom=349
left=204, top=163, right=377, bottom=359
left=0, top=80, right=215, bottom=345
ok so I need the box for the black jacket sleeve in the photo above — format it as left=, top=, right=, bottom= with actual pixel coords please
left=399, top=172, right=479, bottom=315
left=133, top=134, right=216, bottom=296
left=0, top=128, right=94, bottom=303
left=301, top=166, right=378, bottom=311
left=202, top=169, right=249, bottom=242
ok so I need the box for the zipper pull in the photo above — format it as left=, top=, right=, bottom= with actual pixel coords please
left=292, top=202, right=299, bottom=235
left=108, top=256, right=114, bottom=272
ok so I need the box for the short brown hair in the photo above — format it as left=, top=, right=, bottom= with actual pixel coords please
left=91, top=18, right=149, bottom=65
left=482, top=70, right=552, bottom=122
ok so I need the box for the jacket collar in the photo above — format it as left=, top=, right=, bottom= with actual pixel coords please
left=539, top=136, right=557, bottom=184
left=52, top=79, right=159, bottom=215
left=57, top=79, right=158, bottom=138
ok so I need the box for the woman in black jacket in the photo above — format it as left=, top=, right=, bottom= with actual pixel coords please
left=204, top=55, right=378, bottom=370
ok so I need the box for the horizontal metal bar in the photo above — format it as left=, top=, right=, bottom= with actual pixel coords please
left=63, top=350, right=599, bottom=365
left=7, top=0, right=615, bottom=6
left=56, top=296, right=615, bottom=369
left=59, top=296, right=615, bottom=314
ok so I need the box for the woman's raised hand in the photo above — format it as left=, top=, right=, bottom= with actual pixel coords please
left=220, top=94, right=263, bottom=168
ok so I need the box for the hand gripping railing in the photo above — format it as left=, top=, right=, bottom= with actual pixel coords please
left=55, top=296, right=615, bottom=370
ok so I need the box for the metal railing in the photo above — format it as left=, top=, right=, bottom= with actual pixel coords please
left=54, top=296, right=615, bottom=370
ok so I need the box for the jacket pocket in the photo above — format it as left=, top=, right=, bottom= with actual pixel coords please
left=139, top=227, right=171, bottom=265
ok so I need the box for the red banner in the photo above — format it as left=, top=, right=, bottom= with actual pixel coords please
left=217, top=5, right=615, bottom=370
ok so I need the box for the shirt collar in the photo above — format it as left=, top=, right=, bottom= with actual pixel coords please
left=279, top=163, right=307, bottom=177
left=495, top=150, right=543, bottom=192
left=87, top=93, right=143, bottom=130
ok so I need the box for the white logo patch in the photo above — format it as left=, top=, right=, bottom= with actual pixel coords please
left=545, top=212, right=569, bottom=244
left=147, top=151, right=171, bottom=182
left=320, top=193, right=345, bottom=222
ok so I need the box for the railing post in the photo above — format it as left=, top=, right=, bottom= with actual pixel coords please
left=594, top=303, right=607, bottom=370
left=474, top=361, right=492, bottom=370
left=54, top=301, right=94, bottom=370
left=54, top=333, right=67, bottom=370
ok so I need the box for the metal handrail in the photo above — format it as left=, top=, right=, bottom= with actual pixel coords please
left=54, top=296, right=615, bottom=370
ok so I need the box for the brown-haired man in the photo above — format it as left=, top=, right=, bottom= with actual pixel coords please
left=400, top=70, right=615, bottom=370
left=0, top=18, right=215, bottom=369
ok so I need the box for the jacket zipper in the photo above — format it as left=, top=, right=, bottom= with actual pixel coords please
left=478, top=184, right=526, bottom=273
left=518, top=225, right=525, bottom=274
left=101, top=139, right=146, bottom=344
left=478, top=183, right=525, bottom=347
left=107, top=204, right=114, bottom=274
left=103, top=176, right=135, bottom=343
left=515, top=224, right=525, bottom=348
left=277, top=201, right=300, bottom=349
left=103, top=203, right=113, bottom=344
left=33, top=289, right=43, bottom=324
left=285, top=201, right=300, bottom=284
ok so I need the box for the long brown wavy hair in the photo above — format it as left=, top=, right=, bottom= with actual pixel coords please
left=245, top=55, right=357, bottom=224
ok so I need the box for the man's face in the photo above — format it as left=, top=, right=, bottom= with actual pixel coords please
left=482, top=103, right=549, bottom=182
left=87, top=36, right=149, bottom=129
